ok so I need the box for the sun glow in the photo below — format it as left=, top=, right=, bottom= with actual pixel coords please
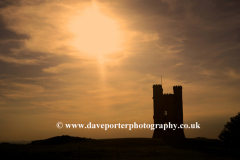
left=68, top=2, right=123, bottom=57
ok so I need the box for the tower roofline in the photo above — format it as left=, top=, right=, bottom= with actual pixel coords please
left=173, top=85, right=182, bottom=88
left=153, top=84, right=162, bottom=87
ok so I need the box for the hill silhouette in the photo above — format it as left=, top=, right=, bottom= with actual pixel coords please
left=30, top=135, right=91, bottom=145
left=0, top=135, right=239, bottom=159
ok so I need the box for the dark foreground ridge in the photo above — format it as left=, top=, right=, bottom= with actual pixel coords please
left=30, top=135, right=92, bottom=145
left=0, top=135, right=239, bottom=160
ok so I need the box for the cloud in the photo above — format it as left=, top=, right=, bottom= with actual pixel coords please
left=0, top=54, right=38, bottom=65
left=0, top=17, right=29, bottom=40
left=226, top=68, right=240, bottom=80
left=173, top=63, right=183, bottom=67
left=43, top=63, right=80, bottom=74
left=0, top=1, right=76, bottom=56
left=0, top=80, right=44, bottom=99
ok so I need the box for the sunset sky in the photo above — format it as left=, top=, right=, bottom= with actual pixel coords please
left=0, top=0, right=240, bottom=141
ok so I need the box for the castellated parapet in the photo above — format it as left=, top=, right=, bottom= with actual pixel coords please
left=152, top=84, right=185, bottom=139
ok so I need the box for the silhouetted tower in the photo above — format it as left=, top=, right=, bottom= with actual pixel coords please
left=152, top=84, right=185, bottom=139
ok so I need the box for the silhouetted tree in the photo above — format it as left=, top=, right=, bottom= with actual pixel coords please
left=219, top=112, right=240, bottom=148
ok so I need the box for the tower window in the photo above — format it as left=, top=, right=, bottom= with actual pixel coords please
left=164, top=111, right=167, bottom=115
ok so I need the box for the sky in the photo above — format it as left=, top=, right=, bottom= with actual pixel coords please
left=0, top=0, right=240, bottom=141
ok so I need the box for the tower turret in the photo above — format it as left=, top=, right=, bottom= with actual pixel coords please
left=152, top=84, right=163, bottom=122
left=152, top=84, right=163, bottom=99
left=173, top=85, right=183, bottom=124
